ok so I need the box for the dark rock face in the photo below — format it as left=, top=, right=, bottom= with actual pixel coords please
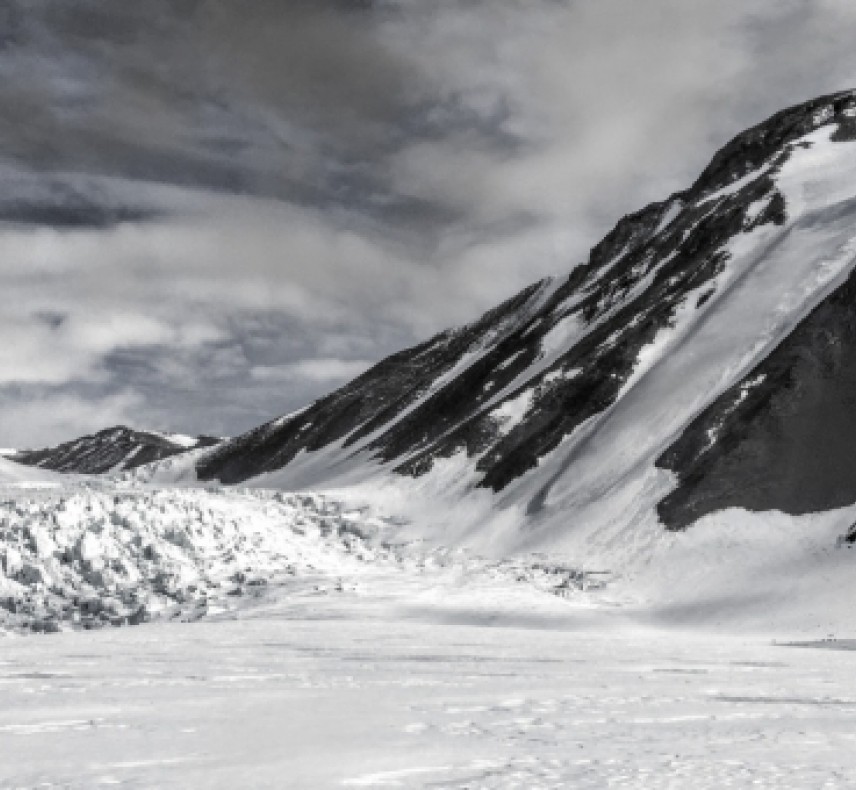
left=197, top=281, right=549, bottom=483
left=199, top=90, right=856, bottom=529
left=657, top=262, right=856, bottom=530
left=14, top=427, right=220, bottom=475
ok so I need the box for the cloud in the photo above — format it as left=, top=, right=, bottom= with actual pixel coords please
left=197, top=1, right=413, bottom=134
left=252, top=358, right=373, bottom=384
left=4, top=2, right=856, bottom=444
left=0, top=388, right=144, bottom=449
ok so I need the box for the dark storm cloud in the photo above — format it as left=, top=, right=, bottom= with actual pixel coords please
left=4, top=0, right=856, bottom=445
left=0, top=1, right=423, bottom=222
left=197, top=1, right=411, bottom=129
left=44, top=0, right=412, bottom=143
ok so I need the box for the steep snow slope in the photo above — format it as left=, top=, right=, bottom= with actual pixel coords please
left=192, top=90, right=856, bottom=557
left=13, top=426, right=221, bottom=475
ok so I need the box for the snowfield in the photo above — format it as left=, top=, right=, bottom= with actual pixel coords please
left=7, top=603, right=856, bottom=789
left=2, top=477, right=856, bottom=787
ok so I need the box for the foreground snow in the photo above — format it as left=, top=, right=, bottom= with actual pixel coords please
left=3, top=570, right=856, bottom=788
left=2, top=480, right=856, bottom=787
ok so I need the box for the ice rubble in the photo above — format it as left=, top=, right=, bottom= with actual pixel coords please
left=0, top=480, right=607, bottom=635
left=0, top=485, right=398, bottom=634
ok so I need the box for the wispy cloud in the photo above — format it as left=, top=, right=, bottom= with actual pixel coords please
left=252, top=358, right=373, bottom=384
left=3, top=1, right=856, bottom=444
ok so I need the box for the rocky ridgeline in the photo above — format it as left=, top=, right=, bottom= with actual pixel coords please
left=0, top=486, right=392, bottom=634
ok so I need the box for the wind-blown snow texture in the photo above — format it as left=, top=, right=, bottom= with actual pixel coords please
left=195, top=90, right=856, bottom=539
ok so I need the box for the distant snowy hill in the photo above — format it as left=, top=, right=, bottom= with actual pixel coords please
left=13, top=426, right=221, bottom=475
left=191, top=90, right=856, bottom=552
left=0, top=455, right=60, bottom=487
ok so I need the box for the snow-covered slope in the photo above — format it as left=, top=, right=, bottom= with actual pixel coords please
left=0, top=456, right=61, bottom=487
left=192, top=90, right=856, bottom=559
left=13, top=426, right=221, bottom=476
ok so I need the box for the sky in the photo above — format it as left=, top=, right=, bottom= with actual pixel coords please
left=3, top=0, right=856, bottom=446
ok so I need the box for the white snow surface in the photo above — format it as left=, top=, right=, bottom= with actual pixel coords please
left=158, top=432, right=200, bottom=449
left=490, top=387, right=535, bottom=435
left=2, top=478, right=856, bottom=787
left=0, top=456, right=62, bottom=487
left=653, top=197, right=683, bottom=235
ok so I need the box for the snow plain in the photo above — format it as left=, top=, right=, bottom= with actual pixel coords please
left=2, top=478, right=856, bottom=788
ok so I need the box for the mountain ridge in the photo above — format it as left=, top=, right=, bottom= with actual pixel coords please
left=22, top=88, right=856, bottom=541
left=190, top=89, right=856, bottom=536
left=13, top=426, right=221, bottom=475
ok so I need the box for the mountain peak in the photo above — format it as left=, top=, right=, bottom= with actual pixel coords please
left=13, top=426, right=221, bottom=476
left=186, top=88, right=856, bottom=548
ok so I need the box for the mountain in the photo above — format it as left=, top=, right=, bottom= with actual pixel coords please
left=193, top=89, right=856, bottom=542
left=13, top=426, right=221, bottom=476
